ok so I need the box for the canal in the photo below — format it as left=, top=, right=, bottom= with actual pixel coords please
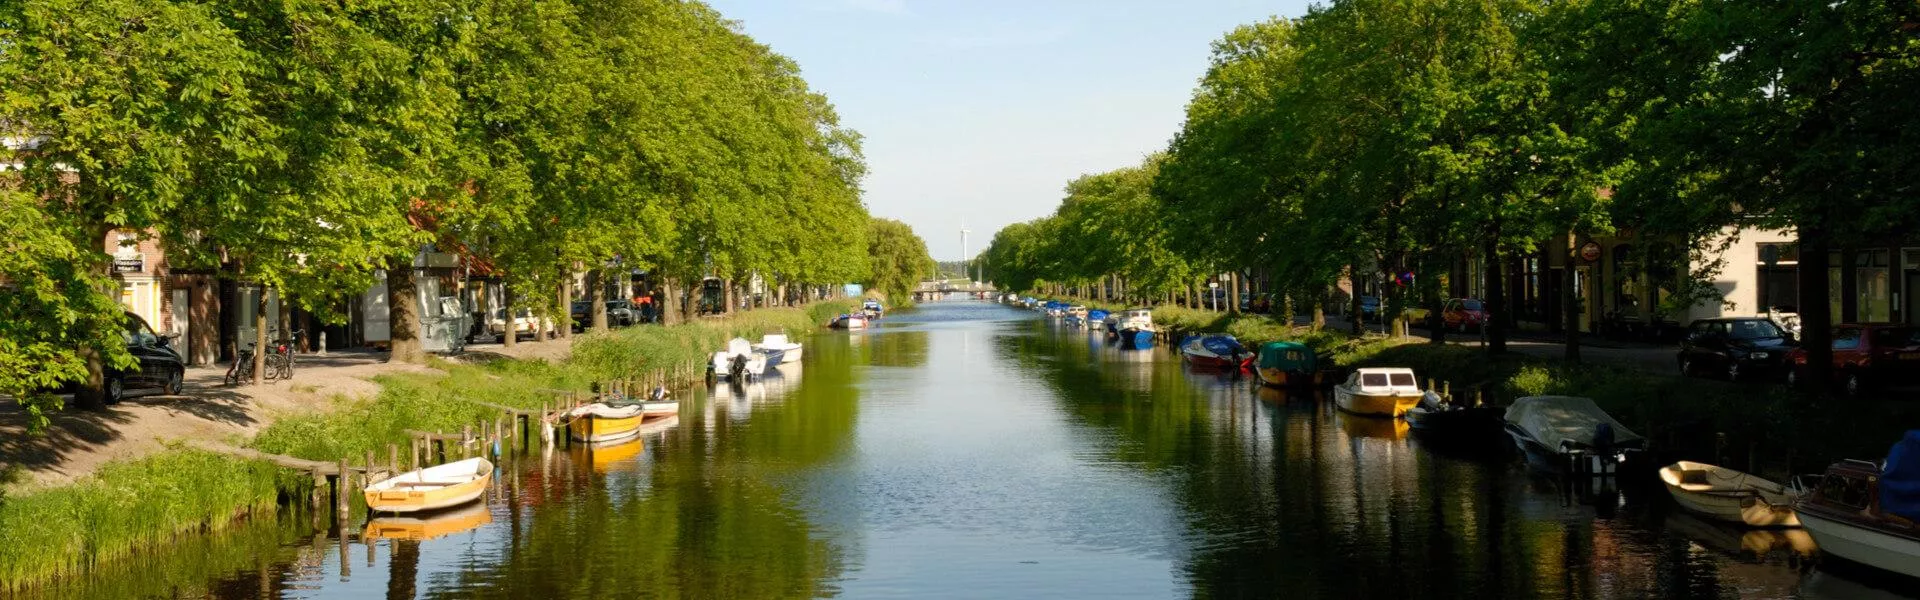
left=32, top=300, right=1901, bottom=599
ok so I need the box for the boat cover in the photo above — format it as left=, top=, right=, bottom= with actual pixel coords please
left=1504, top=396, right=1645, bottom=451
left=1258, top=341, right=1315, bottom=370
left=1183, top=335, right=1245, bottom=358
left=1087, top=310, right=1110, bottom=322
left=1881, top=430, right=1920, bottom=520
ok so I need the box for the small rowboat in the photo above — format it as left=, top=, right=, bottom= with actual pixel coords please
left=1660, top=461, right=1800, bottom=527
left=363, top=501, right=492, bottom=541
left=567, top=403, right=647, bottom=443
left=363, top=457, right=492, bottom=514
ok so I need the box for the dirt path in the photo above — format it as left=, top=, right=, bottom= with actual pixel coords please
left=0, top=337, right=574, bottom=494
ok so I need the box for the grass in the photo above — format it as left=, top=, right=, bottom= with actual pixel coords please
left=0, top=300, right=854, bottom=590
left=0, top=448, right=287, bottom=589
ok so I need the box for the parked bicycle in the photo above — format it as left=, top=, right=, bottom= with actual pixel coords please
left=224, top=329, right=303, bottom=385
left=225, top=342, right=257, bottom=386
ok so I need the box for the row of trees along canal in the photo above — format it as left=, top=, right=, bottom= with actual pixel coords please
left=0, top=0, right=935, bottom=420
left=981, top=0, right=1920, bottom=394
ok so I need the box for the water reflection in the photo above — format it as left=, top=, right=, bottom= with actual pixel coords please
left=21, top=301, right=1920, bottom=599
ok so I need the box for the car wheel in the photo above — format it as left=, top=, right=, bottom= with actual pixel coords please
left=164, top=368, right=184, bottom=395
left=1725, top=361, right=1741, bottom=382
left=1679, top=357, right=1694, bottom=376
left=104, top=376, right=125, bottom=405
left=1846, top=373, right=1862, bottom=397
left=1785, top=368, right=1799, bottom=388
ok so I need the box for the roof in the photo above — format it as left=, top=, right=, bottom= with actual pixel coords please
left=1355, top=367, right=1413, bottom=375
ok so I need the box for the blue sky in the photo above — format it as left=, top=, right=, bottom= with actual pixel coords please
left=705, top=0, right=1312, bottom=260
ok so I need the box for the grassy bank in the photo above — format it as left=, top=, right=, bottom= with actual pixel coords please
left=0, top=449, right=287, bottom=588
left=0, top=300, right=852, bottom=590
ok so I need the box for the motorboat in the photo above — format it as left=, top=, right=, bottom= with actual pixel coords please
left=1659, top=461, right=1800, bottom=527
left=1333, top=367, right=1424, bottom=417
left=1115, top=308, right=1155, bottom=349
left=363, top=457, right=492, bottom=514
left=1255, top=341, right=1322, bottom=387
left=1502, top=395, right=1645, bottom=474
left=862, top=299, right=885, bottom=320
left=1180, top=334, right=1252, bottom=370
left=1063, top=305, right=1089, bottom=326
left=828, top=313, right=868, bottom=329
left=1794, top=430, right=1920, bottom=578
left=1404, top=391, right=1504, bottom=436
left=753, top=333, right=803, bottom=364
left=710, top=337, right=768, bottom=382
left=1087, top=309, right=1110, bottom=326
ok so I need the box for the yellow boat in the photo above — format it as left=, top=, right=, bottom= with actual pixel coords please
left=363, top=457, right=492, bottom=514
left=577, top=436, right=644, bottom=473
left=1339, top=410, right=1411, bottom=440
left=566, top=403, right=647, bottom=443
left=362, top=502, right=493, bottom=541
left=1333, top=367, right=1424, bottom=417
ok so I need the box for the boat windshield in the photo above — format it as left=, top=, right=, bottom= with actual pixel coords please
left=1361, top=373, right=1388, bottom=387
left=1388, top=373, right=1415, bottom=387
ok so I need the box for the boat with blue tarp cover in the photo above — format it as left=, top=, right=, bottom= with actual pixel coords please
left=1796, top=430, right=1920, bottom=578
left=1180, top=334, right=1251, bottom=370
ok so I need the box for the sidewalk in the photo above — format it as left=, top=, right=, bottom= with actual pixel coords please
left=0, top=337, right=576, bottom=493
left=1307, top=314, right=1681, bottom=374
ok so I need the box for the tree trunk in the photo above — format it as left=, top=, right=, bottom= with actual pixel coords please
left=1563, top=234, right=1582, bottom=363
left=554, top=279, right=570, bottom=340
left=1485, top=235, right=1508, bottom=354
left=502, top=279, right=517, bottom=347
left=661, top=278, right=679, bottom=326
left=253, top=288, right=269, bottom=382
left=1799, top=228, right=1833, bottom=392
left=1312, top=299, right=1325, bottom=330
left=724, top=278, right=736, bottom=314
left=1349, top=266, right=1363, bottom=336
left=1228, top=271, right=1241, bottom=315
left=388, top=262, right=425, bottom=364
left=589, top=269, right=608, bottom=332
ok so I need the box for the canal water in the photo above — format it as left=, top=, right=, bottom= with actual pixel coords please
left=29, top=300, right=1915, bottom=599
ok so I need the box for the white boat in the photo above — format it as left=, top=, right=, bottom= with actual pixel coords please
left=753, top=333, right=803, bottom=364
left=363, top=457, right=492, bottom=513
left=1503, top=396, right=1645, bottom=473
left=1659, top=461, right=1800, bottom=527
left=1795, top=432, right=1920, bottom=578
left=829, top=313, right=867, bottom=329
left=711, top=338, right=767, bottom=381
left=1332, top=367, right=1424, bottom=417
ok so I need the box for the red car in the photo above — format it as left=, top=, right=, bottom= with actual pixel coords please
left=1786, top=323, right=1920, bottom=395
left=1441, top=298, right=1489, bottom=333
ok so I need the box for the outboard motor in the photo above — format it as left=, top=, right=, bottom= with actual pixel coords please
left=649, top=386, right=669, bottom=401
left=730, top=353, right=750, bottom=381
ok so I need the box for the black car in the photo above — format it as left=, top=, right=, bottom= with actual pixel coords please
left=1678, top=317, right=1797, bottom=381
left=604, top=300, right=636, bottom=326
left=56, top=313, right=186, bottom=404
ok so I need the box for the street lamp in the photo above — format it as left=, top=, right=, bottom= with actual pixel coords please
left=1209, top=281, right=1220, bottom=312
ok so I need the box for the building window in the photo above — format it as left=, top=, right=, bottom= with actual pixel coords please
left=1614, top=244, right=1640, bottom=318
left=1859, top=249, right=1892, bottom=322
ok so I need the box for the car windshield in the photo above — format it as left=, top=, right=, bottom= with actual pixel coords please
left=1728, top=320, right=1784, bottom=340
left=123, top=315, right=157, bottom=346
left=571, top=302, right=590, bottom=311
left=1460, top=299, right=1483, bottom=311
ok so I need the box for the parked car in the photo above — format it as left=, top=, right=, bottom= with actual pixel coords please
left=604, top=300, right=636, bottom=326
left=1441, top=298, right=1490, bottom=333
left=1678, top=317, right=1796, bottom=381
left=1358, top=296, right=1381, bottom=319
left=1785, top=324, right=1920, bottom=395
left=53, top=312, right=185, bottom=404
left=487, top=308, right=554, bottom=340
left=569, top=301, right=592, bottom=331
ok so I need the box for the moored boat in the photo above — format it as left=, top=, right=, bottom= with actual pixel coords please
left=1502, top=395, right=1645, bottom=473
left=1180, top=334, right=1252, bottom=370
left=862, top=299, right=885, bottom=320
left=1255, top=341, right=1323, bottom=387
left=1332, top=367, right=1424, bottom=417
left=363, top=457, right=493, bottom=514
left=828, top=313, right=868, bottom=329
left=1659, top=461, right=1800, bottom=527
left=566, top=402, right=648, bottom=442
left=1795, top=431, right=1920, bottom=578
left=1404, top=391, right=1504, bottom=434
left=755, top=333, right=803, bottom=364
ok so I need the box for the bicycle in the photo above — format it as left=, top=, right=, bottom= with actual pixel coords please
left=225, top=342, right=257, bottom=385
left=264, top=330, right=302, bottom=381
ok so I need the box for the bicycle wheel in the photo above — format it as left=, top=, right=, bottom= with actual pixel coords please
left=278, top=352, right=294, bottom=380
left=264, top=354, right=288, bottom=381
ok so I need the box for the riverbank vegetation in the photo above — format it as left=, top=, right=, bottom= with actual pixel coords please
left=0, top=0, right=927, bottom=416
left=0, top=301, right=849, bottom=590
left=982, top=0, right=1920, bottom=393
